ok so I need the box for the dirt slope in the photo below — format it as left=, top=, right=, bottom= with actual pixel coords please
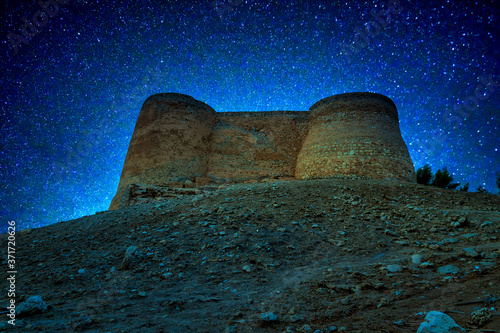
left=2, top=178, right=499, bottom=332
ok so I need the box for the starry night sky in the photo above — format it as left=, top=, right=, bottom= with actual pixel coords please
left=1, top=0, right=498, bottom=232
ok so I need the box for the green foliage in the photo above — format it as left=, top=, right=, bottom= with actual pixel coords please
left=476, top=185, right=488, bottom=193
left=458, top=182, right=469, bottom=192
left=416, top=164, right=433, bottom=185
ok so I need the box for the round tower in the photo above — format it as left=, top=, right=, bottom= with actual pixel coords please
left=295, top=92, right=416, bottom=182
left=109, top=93, right=216, bottom=209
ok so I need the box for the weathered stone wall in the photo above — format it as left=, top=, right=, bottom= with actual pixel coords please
left=208, top=111, right=309, bottom=181
left=110, top=93, right=216, bottom=209
left=295, top=93, right=415, bottom=181
left=109, top=92, right=416, bottom=210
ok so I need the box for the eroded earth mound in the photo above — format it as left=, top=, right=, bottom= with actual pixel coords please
left=1, top=178, right=499, bottom=332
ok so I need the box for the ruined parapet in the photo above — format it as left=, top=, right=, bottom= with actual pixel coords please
left=109, top=92, right=416, bottom=210
left=109, top=93, right=216, bottom=210
left=295, top=92, right=416, bottom=182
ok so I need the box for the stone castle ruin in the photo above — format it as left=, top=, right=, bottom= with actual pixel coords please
left=110, top=92, right=416, bottom=209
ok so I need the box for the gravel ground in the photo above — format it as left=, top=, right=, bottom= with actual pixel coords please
left=1, top=178, right=499, bottom=332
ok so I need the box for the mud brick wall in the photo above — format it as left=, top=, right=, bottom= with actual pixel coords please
left=208, top=111, right=309, bottom=181
left=295, top=93, right=416, bottom=181
left=110, top=92, right=416, bottom=210
left=112, top=93, right=216, bottom=205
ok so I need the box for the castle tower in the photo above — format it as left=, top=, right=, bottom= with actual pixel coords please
left=109, top=93, right=216, bottom=209
left=295, top=92, right=416, bottom=182
left=110, top=91, right=416, bottom=210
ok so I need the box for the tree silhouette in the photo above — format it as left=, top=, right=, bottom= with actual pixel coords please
left=458, top=182, right=469, bottom=192
left=416, top=164, right=433, bottom=185
left=416, top=164, right=460, bottom=190
left=496, top=172, right=500, bottom=193
left=476, top=185, right=488, bottom=193
left=431, top=167, right=460, bottom=190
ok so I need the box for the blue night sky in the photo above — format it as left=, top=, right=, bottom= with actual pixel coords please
left=1, top=0, right=498, bottom=232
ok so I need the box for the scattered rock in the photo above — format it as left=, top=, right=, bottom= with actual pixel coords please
left=468, top=307, right=493, bottom=327
left=460, top=233, right=478, bottom=239
left=195, top=177, right=212, bottom=187
left=184, top=180, right=196, bottom=188
left=72, top=313, right=92, bottom=331
left=442, top=238, right=459, bottom=244
left=287, top=314, right=305, bottom=322
left=485, top=252, right=499, bottom=259
left=437, top=265, right=460, bottom=275
left=412, top=254, right=423, bottom=265
left=451, top=215, right=469, bottom=228
left=386, top=264, right=403, bottom=273
left=10, top=177, right=500, bottom=332
left=479, top=261, right=497, bottom=268
left=121, top=246, right=142, bottom=270
left=261, top=312, right=279, bottom=321
left=462, top=248, right=480, bottom=258
left=16, top=295, right=48, bottom=317
left=298, top=324, right=313, bottom=332
left=168, top=181, right=184, bottom=188
left=480, top=221, right=493, bottom=228
left=225, top=325, right=238, bottom=333
left=420, top=262, right=434, bottom=268
left=332, top=239, right=346, bottom=246
left=416, top=311, right=466, bottom=333
left=384, top=229, right=399, bottom=237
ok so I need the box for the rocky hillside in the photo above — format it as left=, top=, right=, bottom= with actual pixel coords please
left=1, top=178, right=499, bottom=332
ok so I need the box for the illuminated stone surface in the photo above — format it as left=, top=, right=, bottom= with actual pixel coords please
left=110, top=92, right=416, bottom=209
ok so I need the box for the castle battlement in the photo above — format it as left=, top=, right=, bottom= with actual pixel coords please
left=110, top=92, right=416, bottom=209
